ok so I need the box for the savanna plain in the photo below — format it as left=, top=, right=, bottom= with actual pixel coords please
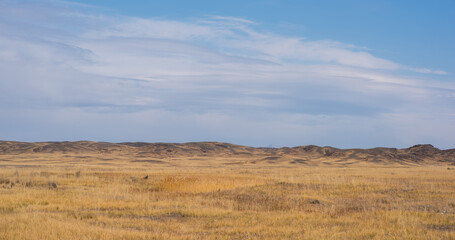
left=1, top=147, right=455, bottom=240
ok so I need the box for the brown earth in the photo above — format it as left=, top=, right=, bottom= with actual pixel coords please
left=0, top=140, right=453, bottom=166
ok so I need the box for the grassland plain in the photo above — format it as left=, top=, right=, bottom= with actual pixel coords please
left=0, top=145, right=454, bottom=239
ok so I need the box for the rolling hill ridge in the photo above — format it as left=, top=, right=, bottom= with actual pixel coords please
left=1, top=141, right=454, bottom=166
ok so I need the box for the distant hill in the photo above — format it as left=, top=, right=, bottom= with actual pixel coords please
left=0, top=141, right=454, bottom=166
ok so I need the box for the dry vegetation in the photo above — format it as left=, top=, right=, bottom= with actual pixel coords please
left=0, top=154, right=454, bottom=240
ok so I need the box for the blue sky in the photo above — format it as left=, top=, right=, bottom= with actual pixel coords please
left=0, top=0, right=454, bottom=148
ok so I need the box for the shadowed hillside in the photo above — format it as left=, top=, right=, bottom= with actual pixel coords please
left=0, top=141, right=454, bottom=166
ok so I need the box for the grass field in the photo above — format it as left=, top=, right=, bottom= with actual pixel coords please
left=0, top=155, right=454, bottom=239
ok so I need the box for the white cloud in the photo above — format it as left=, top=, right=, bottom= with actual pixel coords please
left=0, top=0, right=453, bottom=148
left=409, top=67, right=448, bottom=75
left=208, top=16, right=256, bottom=25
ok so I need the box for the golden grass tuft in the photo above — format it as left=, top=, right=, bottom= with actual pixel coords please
left=156, top=175, right=265, bottom=193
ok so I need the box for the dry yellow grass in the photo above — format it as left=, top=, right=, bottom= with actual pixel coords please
left=0, top=155, right=454, bottom=239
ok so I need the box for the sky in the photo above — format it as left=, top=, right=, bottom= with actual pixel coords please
left=0, top=0, right=454, bottom=148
